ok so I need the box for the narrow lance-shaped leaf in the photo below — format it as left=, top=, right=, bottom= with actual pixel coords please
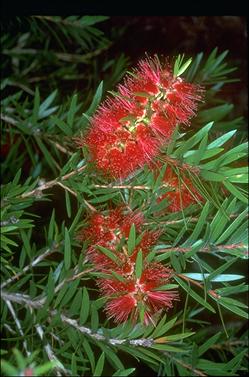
left=93, top=352, right=105, bottom=377
left=155, top=331, right=195, bottom=343
left=80, top=287, right=90, bottom=325
left=84, top=81, right=103, bottom=118
left=127, top=223, right=136, bottom=255
left=182, top=273, right=244, bottom=282
left=135, top=249, right=143, bottom=279
left=64, top=227, right=71, bottom=270
left=97, top=245, right=121, bottom=265
left=174, top=276, right=216, bottom=313
left=65, top=190, right=72, bottom=218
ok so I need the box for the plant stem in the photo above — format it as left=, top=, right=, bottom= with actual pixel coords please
left=1, top=245, right=59, bottom=289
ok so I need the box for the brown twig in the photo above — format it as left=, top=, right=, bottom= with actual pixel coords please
left=163, top=352, right=207, bottom=377
left=5, top=300, right=31, bottom=357
left=1, top=290, right=154, bottom=348
left=93, top=184, right=151, bottom=190
left=47, top=139, right=73, bottom=156
left=158, top=243, right=247, bottom=254
left=20, top=165, right=97, bottom=212
left=1, top=245, right=59, bottom=289
left=20, top=165, right=86, bottom=198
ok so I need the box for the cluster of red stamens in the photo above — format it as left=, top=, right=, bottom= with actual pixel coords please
left=77, top=208, right=178, bottom=324
left=76, top=55, right=203, bottom=179
left=153, top=163, right=204, bottom=212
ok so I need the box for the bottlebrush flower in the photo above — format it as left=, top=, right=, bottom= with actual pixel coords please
left=76, top=55, right=204, bottom=179
left=98, top=263, right=178, bottom=324
left=77, top=207, right=159, bottom=272
left=154, top=164, right=203, bottom=212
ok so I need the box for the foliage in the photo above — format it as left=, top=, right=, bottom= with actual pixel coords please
left=1, top=17, right=248, bottom=377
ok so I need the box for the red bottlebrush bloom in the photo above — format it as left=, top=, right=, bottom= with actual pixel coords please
left=76, top=55, right=204, bottom=179
left=154, top=164, right=203, bottom=212
left=77, top=207, right=143, bottom=244
left=77, top=207, right=150, bottom=270
left=98, top=263, right=178, bottom=324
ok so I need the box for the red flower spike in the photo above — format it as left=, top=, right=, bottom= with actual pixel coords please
left=156, top=165, right=203, bottom=212
left=78, top=206, right=179, bottom=324
left=105, top=295, right=137, bottom=323
left=99, top=263, right=178, bottom=324
left=76, top=55, right=204, bottom=179
left=77, top=207, right=150, bottom=271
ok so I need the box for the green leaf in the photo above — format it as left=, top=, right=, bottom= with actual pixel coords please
left=35, top=137, right=58, bottom=174
left=65, top=190, right=71, bottom=218
left=127, top=223, right=136, bottom=255
left=38, top=89, right=58, bottom=119
left=46, top=269, right=55, bottom=304
left=97, top=245, right=120, bottom=265
left=209, top=197, right=237, bottom=242
left=174, top=276, right=215, bottom=313
left=153, top=164, right=167, bottom=192
left=80, top=287, right=90, bottom=325
left=93, top=352, right=105, bottom=376
left=90, top=191, right=119, bottom=203
left=71, top=354, right=77, bottom=376
left=151, top=344, right=185, bottom=352
left=159, top=332, right=195, bottom=342
left=98, top=343, right=124, bottom=370
left=223, top=181, right=248, bottom=204
left=200, top=170, right=226, bottom=182
left=60, top=280, right=80, bottom=307
left=198, top=332, right=221, bottom=356
left=35, top=361, right=58, bottom=376
left=52, top=116, right=72, bottom=136
left=198, top=104, right=233, bottom=123
left=48, top=209, right=55, bottom=242
left=184, top=201, right=209, bottom=246
left=64, top=227, right=71, bottom=270
left=111, top=270, right=126, bottom=282
left=1, top=360, right=18, bottom=376
left=207, top=130, right=236, bottom=149
left=135, top=249, right=143, bottom=279
left=185, top=52, right=203, bottom=81
left=207, top=258, right=237, bottom=283
left=154, top=284, right=179, bottom=291
left=226, top=350, right=247, bottom=371
left=152, top=316, right=177, bottom=338
left=20, top=229, right=31, bottom=258
left=67, top=94, right=78, bottom=128
left=69, top=288, right=84, bottom=316
left=174, top=122, right=213, bottom=157
left=219, top=296, right=248, bottom=309
left=216, top=283, right=248, bottom=296
left=215, top=297, right=249, bottom=319
left=91, top=303, right=99, bottom=331
left=190, top=133, right=208, bottom=165
left=216, top=208, right=248, bottom=244
left=174, top=54, right=192, bottom=77
left=32, top=87, right=40, bottom=122
left=69, top=205, right=84, bottom=234
left=83, top=339, right=95, bottom=373
left=84, top=81, right=103, bottom=118
left=13, top=348, right=25, bottom=369
left=113, top=368, right=136, bottom=376
left=183, top=273, right=244, bottom=282
left=12, top=168, right=22, bottom=185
